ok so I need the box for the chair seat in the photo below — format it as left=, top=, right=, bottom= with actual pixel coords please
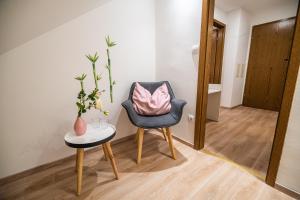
left=133, top=112, right=179, bottom=129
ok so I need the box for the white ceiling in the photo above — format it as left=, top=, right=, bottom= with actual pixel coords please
left=215, top=0, right=298, bottom=13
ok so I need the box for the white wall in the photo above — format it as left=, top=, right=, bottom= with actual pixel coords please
left=251, top=1, right=298, bottom=26
left=0, top=0, right=112, bottom=55
left=215, top=8, right=251, bottom=108
left=277, top=69, right=300, bottom=194
left=0, top=0, right=156, bottom=179
left=214, top=7, right=228, bottom=24
left=231, top=9, right=251, bottom=107
left=155, top=0, right=202, bottom=144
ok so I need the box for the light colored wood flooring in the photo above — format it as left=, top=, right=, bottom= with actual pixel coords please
left=0, top=129, right=291, bottom=200
left=205, top=106, right=278, bottom=179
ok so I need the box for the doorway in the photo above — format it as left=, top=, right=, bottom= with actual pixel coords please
left=194, top=0, right=300, bottom=187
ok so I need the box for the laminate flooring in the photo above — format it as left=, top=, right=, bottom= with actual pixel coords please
left=205, top=106, right=278, bottom=179
left=0, top=128, right=291, bottom=200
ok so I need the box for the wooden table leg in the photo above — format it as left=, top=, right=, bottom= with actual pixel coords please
left=104, top=142, right=119, bottom=179
left=75, top=149, right=79, bottom=172
left=76, top=148, right=84, bottom=196
left=166, top=128, right=176, bottom=160
left=137, top=128, right=144, bottom=164
left=102, top=144, right=108, bottom=161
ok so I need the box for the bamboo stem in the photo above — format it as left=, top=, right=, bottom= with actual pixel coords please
left=107, top=49, right=113, bottom=103
left=92, top=63, right=98, bottom=90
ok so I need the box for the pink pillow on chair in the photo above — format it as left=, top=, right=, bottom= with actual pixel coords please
left=132, top=82, right=171, bottom=115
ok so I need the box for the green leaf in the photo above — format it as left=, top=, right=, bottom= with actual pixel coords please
left=86, top=52, right=99, bottom=63
left=96, top=74, right=102, bottom=80
left=106, top=35, right=117, bottom=47
left=76, top=102, right=83, bottom=109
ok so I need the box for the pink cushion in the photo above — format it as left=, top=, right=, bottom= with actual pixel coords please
left=132, top=82, right=171, bottom=115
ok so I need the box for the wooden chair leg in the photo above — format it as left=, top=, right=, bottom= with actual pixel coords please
left=76, top=148, right=84, bottom=196
left=135, top=130, right=139, bottom=142
left=104, top=142, right=119, bottom=180
left=162, top=128, right=168, bottom=141
left=102, top=144, right=108, bottom=160
left=166, top=128, right=176, bottom=160
left=137, top=128, right=144, bottom=164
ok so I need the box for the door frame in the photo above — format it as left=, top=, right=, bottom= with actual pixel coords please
left=194, top=0, right=300, bottom=187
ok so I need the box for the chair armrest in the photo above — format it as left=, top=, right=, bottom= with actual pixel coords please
left=121, top=100, right=139, bottom=125
left=170, top=99, right=187, bottom=121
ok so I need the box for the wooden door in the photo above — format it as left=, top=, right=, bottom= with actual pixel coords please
left=209, top=20, right=225, bottom=84
left=209, top=29, right=218, bottom=83
left=243, top=18, right=295, bottom=111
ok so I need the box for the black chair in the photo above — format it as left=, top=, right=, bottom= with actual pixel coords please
left=122, top=81, right=186, bottom=163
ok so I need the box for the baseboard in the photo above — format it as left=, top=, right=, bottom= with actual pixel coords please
left=275, top=183, right=300, bottom=199
left=173, top=135, right=194, bottom=148
left=0, top=134, right=135, bottom=186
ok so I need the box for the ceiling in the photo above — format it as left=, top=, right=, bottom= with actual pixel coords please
left=215, top=0, right=298, bottom=13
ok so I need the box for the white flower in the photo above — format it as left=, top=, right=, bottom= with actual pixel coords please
left=95, top=98, right=103, bottom=110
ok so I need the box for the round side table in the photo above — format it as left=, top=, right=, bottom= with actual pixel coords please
left=64, top=123, right=119, bottom=196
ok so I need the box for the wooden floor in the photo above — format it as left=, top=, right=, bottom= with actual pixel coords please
left=0, top=129, right=291, bottom=200
left=205, top=106, right=278, bottom=179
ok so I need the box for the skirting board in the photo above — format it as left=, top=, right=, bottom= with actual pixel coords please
left=173, top=135, right=194, bottom=148
left=0, top=134, right=135, bottom=187
left=275, top=183, right=300, bottom=199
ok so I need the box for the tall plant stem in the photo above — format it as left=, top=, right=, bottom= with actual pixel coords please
left=107, top=49, right=113, bottom=103
left=92, top=63, right=98, bottom=90
left=80, top=81, right=84, bottom=91
left=79, top=80, right=84, bottom=117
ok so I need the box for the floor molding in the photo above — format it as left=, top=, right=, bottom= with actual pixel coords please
left=275, top=183, right=300, bottom=199
left=173, top=135, right=194, bottom=148
left=0, top=134, right=135, bottom=186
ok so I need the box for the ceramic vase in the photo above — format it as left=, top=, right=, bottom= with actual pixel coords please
left=74, top=117, right=87, bottom=136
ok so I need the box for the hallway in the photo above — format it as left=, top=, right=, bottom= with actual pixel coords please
left=205, top=106, right=278, bottom=179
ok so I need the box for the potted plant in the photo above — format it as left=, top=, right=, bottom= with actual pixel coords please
left=73, top=36, right=116, bottom=134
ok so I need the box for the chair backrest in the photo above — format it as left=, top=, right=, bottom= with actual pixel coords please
left=128, top=81, right=175, bottom=101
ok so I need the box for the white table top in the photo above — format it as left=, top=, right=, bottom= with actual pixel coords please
left=64, top=123, right=116, bottom=148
